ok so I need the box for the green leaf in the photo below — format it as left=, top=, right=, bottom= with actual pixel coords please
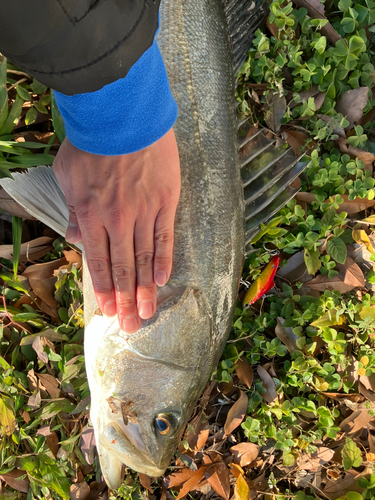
left=30, top=79, right=47, bottom=95
left=342, top=438, right=363, bottom=470
left=0, top=397, right=15, bottom=435
left=304, top=248, right=321, bottom=275
left=12, top=216, right=22, bottom=280
left=327, top=237, right=347, bottom=264
left=33, top=100, right=48, bottom=114
left=338, top=0, right=352, bottom=11
left=0, top=58, right=8, bottom=130
left=16, top=85, right=30, bottom=101
left=0, top=94, right=23, bottom=135
left=25, top=106, right=37, bottom=126
left=51, top=91, right=66, bottom=143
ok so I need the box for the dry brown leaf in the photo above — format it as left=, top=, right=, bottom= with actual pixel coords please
left=338, top=137, right=375, bottom=163
left=314, top=91, right=326, bottom=111
left=22, top=256, right=68, bottom=279
left=46, top=431, right=59, bottom=457
left=0, top=236, right=53, bottom=262
left=340, top=406, right=375, bottom=434
left=80, top=427, right=96, bottom=466
left=205, top=462, right=230, bottom=500
left=282, top=130, right=310, bottom=155
left=234, top=474, right=250, bottom=500
left=228, top=463, right=244, bottom=479
left=36, top=373, right=60, bottom=399
left=338, top=195, right=375, bottom=214
left=305, top=257, right=365, bottom=293
left=264, top=94, right=286, bottom=133
left=69, top=482, right=91, bottom=500
left=317, top=114, right=346, bottom=138
left=298, top=447, right=334, bottom=471
left=194, top=426, right=210, bottom=452
left=275, top=317, right=299, bottom=353
left=165, top=468, right=199, bottom=489
left=266, top=17, right=280, bottom=38
left=323, top=469, right=364, bottom=500
left=336, top=87, right=370, bottom=128
left=28, top=391, right=41, bottom=410
left=230, top=443, right=260, bottom=467
left=291, top=0, right=341, bottom=45
left=32, top=336, right=48, bottom=364
left=0, top=469, right=30, bottom=493
left=359, top=382, right=375, bottom=402
left=257, top=365, right=278, bottom=403
left=139, top=474, right=154, bottom=494
left=175, top=467, right=207, bottom=500
left=36, top=425, right=52, bottom=436
left=29, top=278, right=57, bottom=308
left=235, top=356, right=254, bottom=389
left=224, top=391, right=248, bottom=437
left=63, top=249, right=82, bottom=268
left=21, top=410, right=30, bottom=423
left=289, top=87, right=320, bottom=109
left=277, top=250, right=309, bottom=283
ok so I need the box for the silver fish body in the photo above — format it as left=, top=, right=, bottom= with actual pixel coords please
left=83, top=0, right=245, bottom=487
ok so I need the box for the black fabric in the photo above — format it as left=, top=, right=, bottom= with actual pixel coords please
left=0, top=0, right=160, bottom=95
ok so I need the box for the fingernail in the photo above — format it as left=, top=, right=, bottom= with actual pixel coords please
left=155, top=272, right=167, bottom=287
left=103, top=300, right=116, bottom=317
left=138, top=300, right=154, bottom=320
left=66, top=223, right=79, bottom=243
left=122, top=315, right=139, bottom=334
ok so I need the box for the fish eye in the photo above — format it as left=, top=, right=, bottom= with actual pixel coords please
left=154, top=414, right=174, bottom=435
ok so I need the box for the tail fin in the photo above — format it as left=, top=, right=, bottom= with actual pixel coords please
left=0, top=166, right=70, bottom=239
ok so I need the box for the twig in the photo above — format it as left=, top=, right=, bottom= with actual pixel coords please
left=7, top=77, right=28, bottom=92
left=7, top=69, right=31, bottom=79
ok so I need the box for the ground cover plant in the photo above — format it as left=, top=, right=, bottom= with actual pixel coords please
left=1, top=0, right=375, bottom=499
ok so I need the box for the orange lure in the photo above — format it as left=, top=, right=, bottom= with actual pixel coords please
left=242, top=255, right=280, bottom=308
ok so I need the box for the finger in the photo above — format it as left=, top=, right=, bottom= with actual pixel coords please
left=66, top=203, right=82, bottom=243
left=78, top=215, right=116, bottom=317
left=110, top=228, right=140, bottom=334
left=135, top=218, right=157, bottom=320
left=154, top=205, right=176, bottom=287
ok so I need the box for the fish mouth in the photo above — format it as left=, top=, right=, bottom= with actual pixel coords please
left=98, top=419, right=167, bottom=488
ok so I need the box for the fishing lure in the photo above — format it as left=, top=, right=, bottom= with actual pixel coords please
left=243, top=255, right=280, bottom=308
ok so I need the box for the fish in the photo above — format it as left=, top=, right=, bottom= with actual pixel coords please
left=242, top=255, right=280, bottom=308
left=0, top=0, right=306, bottom=490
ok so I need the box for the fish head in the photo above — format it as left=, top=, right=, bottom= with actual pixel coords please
left=87, top=285, right=214, bottom=489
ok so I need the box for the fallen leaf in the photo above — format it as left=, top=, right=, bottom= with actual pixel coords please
left=69, top=482, right=90, bottom=500
left=0, top=469, right=30, bottom=493
left=139, top=474, right=154, bottom=494
left=264, top=93, right=286, bottom=133
left=29, top=277, right=58, bottom=308
left=63, top=249, right=82, bottom=268
left=224, top=391, right=248, bottom=437
left=21, top=329, right=68, bottom=346
left=289, top=87, right=320, bottom=109
left=298, top=447, right=334, bottom=471
left=282, top=130, right=312, bottom=155
left=257, top=365, right=278, bottom=403
left=230, top=443, right=260, bottom=467
left=194, top=426, right=210, bottom=452
left=22, top=256, right=68, bottom=279
left=0, top=236, right=53, bottom=262
left=359, top=382, right=375, bottom=403
left=36, top=425, right=52, bottom=436
left=32, top=336, right=48, bottom=364
left=165, top=468, right=199, bottom=489
left=291, top=0, right=341, bottom=45
left=235, top=356, right=254, bottom=389
left=323, top=469, right=364, bottom=500
left=234, top=474, right=250, bottom=500
left=46, top=431, right=59, bottom=457
left=340, top=406, right=375, bottom=434
left=36, top=373, right=60, bottom=399
left=27, top=391, right=41, bottom=410
left=205, top=462, right=230, bottom=500
left=305, top=257, right=365, bottom=293
left=80, top=427, right=96, bottom=465
left=175, top=467, right=207, bottom=499
left=21, top=410, right=30, bottom=423
left=338, top=138, right=375, bottom=163
left=336, top=87, right=370, bottom=129
left=228, top=462, right=244, bottom=479
left=338, top=195, right=375, bottom=214
left=275, top=317, right=299, bottom=353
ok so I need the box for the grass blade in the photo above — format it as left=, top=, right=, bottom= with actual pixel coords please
left=12, top=215, right=22, bottom=279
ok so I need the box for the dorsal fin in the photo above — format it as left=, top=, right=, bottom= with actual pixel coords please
left=0, top=166, right=71, bottom=242
left=223, top=0, right=269, bottom=76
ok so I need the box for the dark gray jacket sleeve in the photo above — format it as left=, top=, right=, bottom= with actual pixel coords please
left=0, top=0, right=160, bottom=95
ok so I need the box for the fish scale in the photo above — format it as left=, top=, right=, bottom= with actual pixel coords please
left=0, top=0, right=306, bottom=489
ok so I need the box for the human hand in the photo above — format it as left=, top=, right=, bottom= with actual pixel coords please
left=53, top=128, right=180, bottom=333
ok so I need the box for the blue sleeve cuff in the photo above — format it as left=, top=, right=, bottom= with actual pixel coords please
left=53, top=40, right=177, bottom=156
